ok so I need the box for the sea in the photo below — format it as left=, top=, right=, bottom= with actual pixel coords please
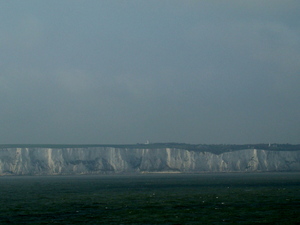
left=0, top=173, right=299, bottom=224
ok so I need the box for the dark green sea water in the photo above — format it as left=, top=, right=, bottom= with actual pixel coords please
left=0, top=173, right=299, bottom=224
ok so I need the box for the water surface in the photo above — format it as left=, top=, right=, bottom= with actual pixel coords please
left=0, top=173, right=299, bottom=224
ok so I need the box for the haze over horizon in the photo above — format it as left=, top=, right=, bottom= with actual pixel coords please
left=1, top=1, right=299, bottom=145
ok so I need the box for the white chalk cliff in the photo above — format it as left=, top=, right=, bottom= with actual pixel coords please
left=0, top=147, right=300, bottom=175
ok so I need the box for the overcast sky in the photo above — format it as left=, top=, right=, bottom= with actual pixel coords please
left=0, top=0, right=299, bottom=145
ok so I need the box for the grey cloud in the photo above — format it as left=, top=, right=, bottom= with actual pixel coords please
left=0, top=1, right=299, bottom=144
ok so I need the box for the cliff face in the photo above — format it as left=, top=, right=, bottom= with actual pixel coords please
left=0, top=147, right=300, bottom=175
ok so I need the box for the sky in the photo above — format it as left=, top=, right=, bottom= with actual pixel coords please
left=0, top=0, right=300, bottom=145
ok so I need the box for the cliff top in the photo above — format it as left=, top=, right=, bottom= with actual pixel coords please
left=0, top=143, right=299, bottom=154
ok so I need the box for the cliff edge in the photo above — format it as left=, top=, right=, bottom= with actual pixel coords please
left=1, top=144, right=300, bottom=175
